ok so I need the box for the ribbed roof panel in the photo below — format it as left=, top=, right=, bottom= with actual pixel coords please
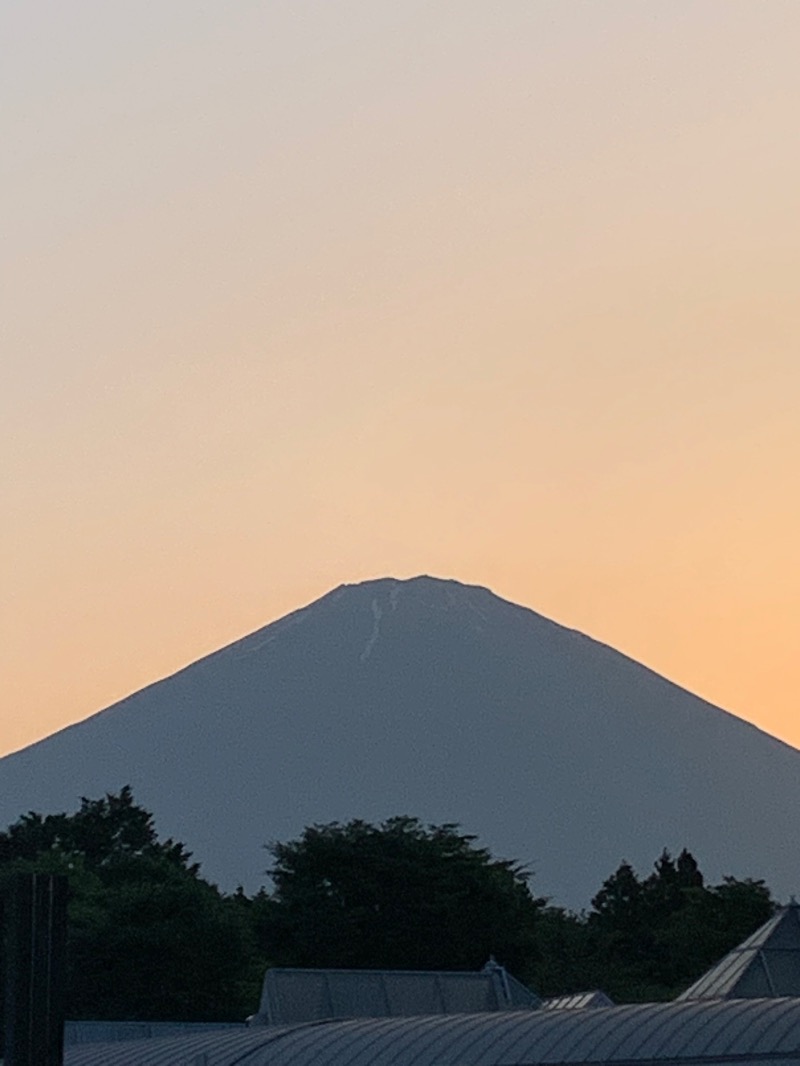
left=63, top=997, right=800, bottom=1066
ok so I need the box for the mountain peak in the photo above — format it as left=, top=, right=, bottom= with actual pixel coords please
left=1, top=578, right=798, bottom=909
left=333, top=573, right=495, bottom=608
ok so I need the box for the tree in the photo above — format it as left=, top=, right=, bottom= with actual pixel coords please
left=0, top=785, right=195, bottom=873
left=587, top=850, right=775, bottom=1001
left=0, top=788, right=262, bottom=1024
left=654, top=874, right=773, bottom=989
left=527, top=905, right=605, bottom=998
left=258, top=816, right=543, bottom=978
left=64, top=854, right=259, bottom=1020
left=589, top=859, right=653, bottom=984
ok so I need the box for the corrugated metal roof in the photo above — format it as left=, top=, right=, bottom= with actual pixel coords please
left=63, top=996, right=800, bottom=1066
left=679, top=902, right=800, bottom=1000
left=253, top=964, right=538, bottom=1025
left=64, top=1021, right=243, bottom=1045
left=542, top=990, right=614, bottom=1010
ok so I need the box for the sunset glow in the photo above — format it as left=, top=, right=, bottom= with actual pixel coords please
left=4, top=1, right=799, bottom=757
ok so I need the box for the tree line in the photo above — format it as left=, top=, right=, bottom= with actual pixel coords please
left=0, top=788, right=774, bottom=1027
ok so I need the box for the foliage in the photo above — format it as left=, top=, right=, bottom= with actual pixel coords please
left=0, top=792, right=781, bottom=1024
left=584, top=849, right=774, bottom=1001
left=0, top=785, right=195, bottom=872
left=66, top=856, right=259, bottom=1020
left=526, top=849, right=774, bottom=1002
left=257, top=816, right=544, bottom=977
left=0, top=788, right=262, bottom=1025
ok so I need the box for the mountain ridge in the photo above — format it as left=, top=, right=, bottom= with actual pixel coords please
left=2, top=575, right=798, bottom=908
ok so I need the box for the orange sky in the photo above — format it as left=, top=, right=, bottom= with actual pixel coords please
left=3, top=1, right=799, bottom=759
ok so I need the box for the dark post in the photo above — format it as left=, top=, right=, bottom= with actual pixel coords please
left=4, top=872, right=68, bottom=1066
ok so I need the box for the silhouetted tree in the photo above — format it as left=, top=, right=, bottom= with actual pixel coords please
left=1, top=792, right=780, bottom=1023
left=0, top=788, right=262, bottom=1025
left=0, top=786, right=195, bottom=873
left=586, top=850, right=774, bottom=1001
left=257, top=816, right=544, bottom=978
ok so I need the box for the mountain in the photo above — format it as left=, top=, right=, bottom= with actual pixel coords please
left=2, top=576, right=798, bottom=908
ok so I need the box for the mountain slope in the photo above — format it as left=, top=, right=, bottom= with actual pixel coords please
left=2, top=576, right=798, bottom=908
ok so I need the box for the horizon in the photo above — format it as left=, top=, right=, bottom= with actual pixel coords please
left=4, top=2, right=799, bottom=757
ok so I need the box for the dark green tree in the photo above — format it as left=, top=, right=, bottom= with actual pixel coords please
left=0, top=788, right=262, bottom=1023
left=587, top=850, right=774, bottom=1001
left=653, top=874, right=773, bottom=990
left=258, top=816, right=543, bottom=978
left=526, top=905, right=605, bottom=998
left=0, top=786, right=195, bottom=872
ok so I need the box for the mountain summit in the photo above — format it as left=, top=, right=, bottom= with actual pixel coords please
left=2, top=576, right=798, bottom=907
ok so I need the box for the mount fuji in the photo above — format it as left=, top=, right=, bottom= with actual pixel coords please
left=2, top=576, right=798, bottom=908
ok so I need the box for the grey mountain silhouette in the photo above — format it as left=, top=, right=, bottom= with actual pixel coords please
left=1, top=576, right=798, bottom=907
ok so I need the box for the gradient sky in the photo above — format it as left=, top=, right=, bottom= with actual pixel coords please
left=3, top=1, right=799, bottom=759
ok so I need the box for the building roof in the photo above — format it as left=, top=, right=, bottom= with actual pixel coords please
left=251, top=963, right=538, bottom=1025
left=63, top=997, right=800, bottom=1066
left=542, top=990, right=614, bottom=1010
left=64, top=1020, right=243, bottom=1045
left=678, top=901, right=800, bottom=1000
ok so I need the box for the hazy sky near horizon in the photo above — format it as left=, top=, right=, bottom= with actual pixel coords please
left=4, top=1, right=799, bottom=759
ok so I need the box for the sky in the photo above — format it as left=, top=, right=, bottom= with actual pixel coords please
left=3, top=1, right=799, bottom=760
